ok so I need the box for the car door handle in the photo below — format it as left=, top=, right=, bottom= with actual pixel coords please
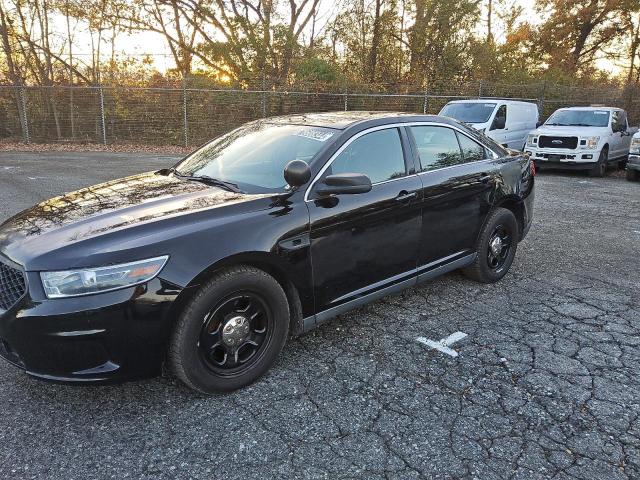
left=479, top=174, right=492, bottom=184
left=395, top=191, right=418, bottom=203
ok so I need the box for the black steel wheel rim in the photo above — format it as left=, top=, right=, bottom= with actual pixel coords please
left=198, top=292, right=272, bottom=376
left=487, top=224, right=512, bottom=271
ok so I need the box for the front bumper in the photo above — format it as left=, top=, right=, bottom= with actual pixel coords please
left=628, top=154, right=640, bottom=171
left=0, top=275, right=183, bottom=383
left=525, top=146, right=599, bottom=170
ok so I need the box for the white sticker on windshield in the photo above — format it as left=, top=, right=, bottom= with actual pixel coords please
left=594, top=111, right=608, bottom=115
left=296, top=127, right=335, bottom=142
left=484, top=103, right=495, bottom=107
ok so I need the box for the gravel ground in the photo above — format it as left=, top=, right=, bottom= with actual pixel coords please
left=0, top=151, right=639, bottom=479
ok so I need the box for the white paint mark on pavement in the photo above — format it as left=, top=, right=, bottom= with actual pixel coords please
left=416, top=331, right=468, bottom=357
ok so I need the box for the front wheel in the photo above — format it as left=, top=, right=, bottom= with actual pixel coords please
left=169, top=265, right=290, bottom=394
left=589, top=147, right=608, bottom=177
left=462, top=207, right=518, bottom=283
left=627, top=169, right=640, bottom=182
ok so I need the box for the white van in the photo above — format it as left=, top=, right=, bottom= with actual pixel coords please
left=439, top=99, right=539, bottom=150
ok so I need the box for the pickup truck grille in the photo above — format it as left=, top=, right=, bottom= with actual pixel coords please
left=0, top=260, right=26, bottom=311
left=539, top=136, right=578, bottom=149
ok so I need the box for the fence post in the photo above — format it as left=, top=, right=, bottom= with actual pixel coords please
left=537, top=81, right=547, bottom=117
left=182, top=77, right=189, bottom=147
left=98, top=86, right=107, bottom=145
left=261, top=73, right=267, bottom=118
left=18, top=85, right=30, bottom=143
left=343, top=87, right=348, bottom=111
left=478, top=80, right=483, bottom=98
left=423, top=85, right=429, bottom=114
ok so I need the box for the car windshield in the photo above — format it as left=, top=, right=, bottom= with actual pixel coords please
left=175, top=122, right=336, bottom=193
left=440, top=102, right=496, bottom=123
left=545, top=110, right=610, bottom=127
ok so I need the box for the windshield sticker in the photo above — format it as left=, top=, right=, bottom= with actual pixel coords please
left=484, top=103, right=496, bottom=107
left=295, top=127, right=335, bottom=142
left=594, top=111, right=608, bottom=115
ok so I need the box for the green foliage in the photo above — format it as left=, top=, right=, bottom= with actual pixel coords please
left=294, top=58, right=341, bottom=83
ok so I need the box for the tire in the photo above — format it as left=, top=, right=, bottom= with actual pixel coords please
left=462, top=207, right=519, bottom=284
left=169, top=265, right=289, bottom=394
left=627, top=169, right=640, bottom=182
left=589, top=147, right=608, bottom=177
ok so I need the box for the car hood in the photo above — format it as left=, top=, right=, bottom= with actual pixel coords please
left=532, top=125, right=609, bottom=136
left=0, top=171, right=269, bottom=269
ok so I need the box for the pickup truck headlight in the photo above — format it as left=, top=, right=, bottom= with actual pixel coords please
left=582, top=136, right=600, bottom=149
left=40, top=256, right=169, bottom=298
left=630, top=137, right=640, bottom=154
left=525, top=134, right=537, bottom=147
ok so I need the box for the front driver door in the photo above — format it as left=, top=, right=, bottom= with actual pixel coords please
left=307, top=126, right=423, bottom=317
left=489, top=104, right=509, bottom=147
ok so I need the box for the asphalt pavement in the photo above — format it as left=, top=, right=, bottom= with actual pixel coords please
left=0, top=151, right=639, bottom=479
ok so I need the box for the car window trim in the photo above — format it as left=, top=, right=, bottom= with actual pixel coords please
left=304, top=121, right=500, bottom=202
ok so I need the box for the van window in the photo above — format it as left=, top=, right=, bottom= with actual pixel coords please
left=329, top=128, right=406, bottom=184
left=440, top=102, right=496, bottom=123
left=456, top=132, right=486, bottom=162
left=409, top=126, right=463, bottom=171
left=491, top=105, right=507, bottom=130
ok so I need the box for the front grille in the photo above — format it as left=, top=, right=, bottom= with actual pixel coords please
left=0, top=260, right=26, bottom=311
left=539, top=136, right=578, bottom=149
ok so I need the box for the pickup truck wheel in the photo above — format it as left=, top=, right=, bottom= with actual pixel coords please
left=462, top=207, right=518, bottom=284
left=627, top=169, right=640, bottom=181
left=589, top=147, right=608, bottom=177
left=169, top=265, right=289, bottom=394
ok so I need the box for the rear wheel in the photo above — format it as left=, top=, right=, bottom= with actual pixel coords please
left=589, top=147, right=608, bottom=177
left=169, top=265, right=289, bottom=394
left=462, top=207, right=518, bottom=283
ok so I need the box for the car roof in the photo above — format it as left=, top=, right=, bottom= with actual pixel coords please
left=444, top=99, right=536, bottom=106
left=557, top=106, right=620, bottom=111
left=261, top=111, right=453, bottom=130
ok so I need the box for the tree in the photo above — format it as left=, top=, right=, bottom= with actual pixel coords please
left=536, top=0, right=638, bottom=74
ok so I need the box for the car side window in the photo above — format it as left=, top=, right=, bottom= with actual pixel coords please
left=456, top=132, right=486, bottom=162
left=611, top=111, right=626, bottom=132
left=328, top=128, right=406, bottom=184
left=491, top=105, right=507, bottom=130
left=409, top=126, right=463, bottom=171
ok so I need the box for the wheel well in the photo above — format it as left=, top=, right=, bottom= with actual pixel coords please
left=495, top=199, right=524, bottom=239
left=175, top=257, right=304, bottom=337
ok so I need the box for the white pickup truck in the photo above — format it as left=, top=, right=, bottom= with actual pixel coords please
left=524, top=106, right=637, bottom=177
left=627, top=132, right=640, bottom=181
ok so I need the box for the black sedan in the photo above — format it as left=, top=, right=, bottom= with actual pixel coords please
left=0, top=112, right=535, bottom=393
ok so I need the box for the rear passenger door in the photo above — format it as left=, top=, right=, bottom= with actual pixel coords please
left=407, top=125, right=497, bottom=274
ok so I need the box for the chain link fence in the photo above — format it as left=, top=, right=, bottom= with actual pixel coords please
left=1, top=80, right=638, bottom=147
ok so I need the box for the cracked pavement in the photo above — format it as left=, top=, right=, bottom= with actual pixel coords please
left=0, top=151, right=639, bottom=479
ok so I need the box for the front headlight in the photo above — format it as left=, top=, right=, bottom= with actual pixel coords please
left=582, top=136, right=600, bottom=149
left=40, top=256, right=169, bottom=298
left=526, top=134, right=537, bottom=147
left=630, top=137, right=640, bottom=154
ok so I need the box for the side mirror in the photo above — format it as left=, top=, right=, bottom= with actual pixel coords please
left=284, top=160, right=311, bottom=188
left=316, top=173, right=372, bottom=196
